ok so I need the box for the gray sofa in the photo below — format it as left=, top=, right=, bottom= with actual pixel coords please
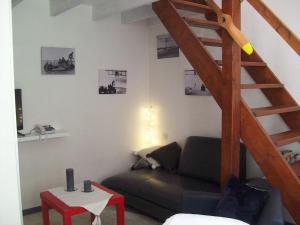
left=102, top=136, right=283, bottom=225
left=184, top=189, right=283, bottom=225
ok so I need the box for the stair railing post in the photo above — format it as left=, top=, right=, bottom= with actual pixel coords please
left=221, top=0, right=242, bottom=188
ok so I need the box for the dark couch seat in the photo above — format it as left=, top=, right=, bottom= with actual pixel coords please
left=101, top=137, right=247, bottom=221
left=101, top=136, right=284, bottom=225
left=102, top=168, right=220, bottom=212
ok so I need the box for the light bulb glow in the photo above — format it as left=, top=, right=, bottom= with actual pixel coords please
left=141, top=105, right=159, bottom=147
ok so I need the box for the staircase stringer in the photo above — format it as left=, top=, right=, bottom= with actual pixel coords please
left=153, top=0, right=300, bottom=223
left=242, top=50, right=300, bottom=129
left=152, top=0, right=223, bottom=107
left=241, top=99, right=300, bottom=223
left=206, top=10, right=300, bottom=130
left=204, top=10, right=300, bottom=223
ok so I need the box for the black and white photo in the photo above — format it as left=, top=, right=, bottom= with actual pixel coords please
left=41, top=47, right=75, bottom=75
left=98, top=70, right=127, bottom=95
left=157, top=34, right=179, bottom=59
left=185, top=69, right=211, bottom=96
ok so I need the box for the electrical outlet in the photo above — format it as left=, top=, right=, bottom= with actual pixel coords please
left=163, top=132, right=169, bottom=140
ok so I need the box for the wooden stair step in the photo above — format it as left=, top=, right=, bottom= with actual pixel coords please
left=153, top=1, right=300, bottom=222
left=291, top=161, right=300, bottom=178
left=184, top=0, right=208, bottom=4
left=182, top=0, right=210, bottom=6
left=241, top=83, right=284, bottom=89
left=252, top=105, right=300, bottom=117
left=271, top=130, right=300, bottom=146
left=172, top=0, right=213, bottom=13
left=199, top=37, right=222, bottom=47
left=216, top=60, right=267, bottom=67
left=183, top=17, right=221, bottom=29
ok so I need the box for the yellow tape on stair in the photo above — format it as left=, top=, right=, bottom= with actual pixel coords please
left=242, top=42, right=254, bottom=55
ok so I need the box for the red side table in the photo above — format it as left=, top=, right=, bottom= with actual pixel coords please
left=40, top=182, right=125, bottom=225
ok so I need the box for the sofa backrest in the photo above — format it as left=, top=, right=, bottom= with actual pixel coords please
left=178, top=136, right=247, bottom=184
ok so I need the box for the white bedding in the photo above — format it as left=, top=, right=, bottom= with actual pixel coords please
left=163, top=214, right=249, bottom=225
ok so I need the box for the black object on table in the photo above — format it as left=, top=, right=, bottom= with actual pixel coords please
left=84, top=180, right=92, bottom=192
left=17, top=131, right=25, bottom=137
left=66, top=168, right=75, bottom=192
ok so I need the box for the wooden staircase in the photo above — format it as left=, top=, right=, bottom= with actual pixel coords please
left=152, top=0, right=300, bottom=224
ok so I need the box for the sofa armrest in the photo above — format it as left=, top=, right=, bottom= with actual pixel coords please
left=257, top=189, right=284, bottom=225
left=183, top=191, right=222, bottom=215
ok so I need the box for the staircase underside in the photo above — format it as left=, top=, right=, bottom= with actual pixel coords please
left=153, top=0, right=300, bottom=223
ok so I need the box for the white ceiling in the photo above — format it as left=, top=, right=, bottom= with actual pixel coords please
left=12, top=0, right=23, bottom=7
left=11, top=0, right=207, bottom=24
left=13, top=0, right=197, bottom=24
left=87, top=0, right=155, bottom=21
left=48, top=0, right=155, bottom=22
left=12, top=0, right=156, bottom=23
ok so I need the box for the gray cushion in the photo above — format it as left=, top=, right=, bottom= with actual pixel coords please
left=178, top=136, right=247, bottom=184
left=147, top=142, right=181, bottom=171
left=102, top=169, right=220, bottom=212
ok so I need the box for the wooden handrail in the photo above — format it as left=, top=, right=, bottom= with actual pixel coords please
left=205, top=0, right=253, bottom=55
left=247, top=0, right=300, bottom=56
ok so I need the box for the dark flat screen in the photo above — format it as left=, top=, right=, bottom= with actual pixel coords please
left=15, top=89, right=23, bottom=131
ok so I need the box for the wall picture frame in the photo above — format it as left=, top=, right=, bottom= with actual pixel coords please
left=157, top=34, right=179, bottom=59
left=98, top=70, right=127, bottom=95
left=185, top=69, right=211, bottom=96
left=41, top=47, right=75, bottom=75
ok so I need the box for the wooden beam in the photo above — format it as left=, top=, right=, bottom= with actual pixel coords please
left=271, top=130, right=300, bottom=147
left=291, top=161, right=300, bottom=178
left=153, top=1, right=300, bottom=222
left=152, top=0, right=223, bottom=106
left=215, top=15, right=300, bottom=223
left=216, top=60, right=266, bottom=67
left=242, top=50, right=300, bottom=131
left=221, top=0, right=241, bottom=187
left=247, top=0, right=300, bottom=56
left=172, top=0, right=213, bottom=14
left=198, top=37, right=222, bottom=47
left=240, top=99, right=300, bottom=224
left=252, top=106, right=300, bottom=117
left=241, top=83, right=284, bottom=89
left=183, top=16, right=221, bottom=29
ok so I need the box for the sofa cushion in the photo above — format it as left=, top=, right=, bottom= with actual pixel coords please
left=102, top=169, right=220, bottom=212
left=215, top=176, right=269, bottom=225
left=147, top=142, right=182, bottom=171
left=134, top=146, right=161, bottom=169
left=131, top=158, right=151, bottom=170
left=178, top=136, right=247, bottom=184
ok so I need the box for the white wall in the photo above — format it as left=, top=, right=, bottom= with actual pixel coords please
left=148, top=0, right=300, bottom=179
left=242, top=0, right=300, bottom=103
left=13, top=0, right=150, bottom=209
left=13, top=0, right=300, bottom=212
left=242, top=0, right=300, bottom=177
left=243, top=3, right=300, bottom=220
left=148, top=21, right=222, bottom=146
left=0, top=0, right=23, bottom=224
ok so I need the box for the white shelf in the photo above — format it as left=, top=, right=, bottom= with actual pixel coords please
left=18, top=130, right=69, bottom=143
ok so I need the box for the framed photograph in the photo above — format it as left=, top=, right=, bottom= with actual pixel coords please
left=157, top=34, right=179, bottom=59
left=98, top=70, right=127, bottom=95
left=41, top=47, right=75, bottom=75
left=185, top=70, right=211, bottom=96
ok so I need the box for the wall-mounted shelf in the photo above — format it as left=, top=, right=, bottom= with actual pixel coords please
left=18, top=130, right=69, bottom=143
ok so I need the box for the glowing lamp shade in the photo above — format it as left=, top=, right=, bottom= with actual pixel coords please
left=141, top=106, right=159, bottom=147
